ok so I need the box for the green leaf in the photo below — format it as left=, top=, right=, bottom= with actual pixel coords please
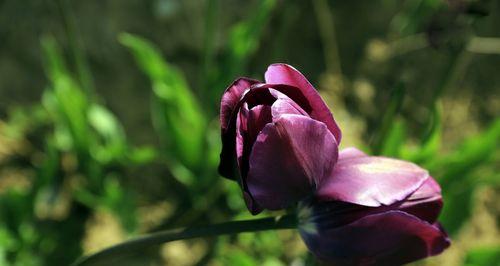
left=379, top=119, right=407, bottom=157
left=119, top=33, right=207, bottom=171
left=225, top=0, right=277, bottom=74
left=465, top=245, right=500, bottom=266
left=438, top=179, right=474, bottom=236
left=102, top=178, right=137, bottom=233
left=207, top=0, right=277, bottom=104
left=228, top=0, right=276, bottom=63
left=372, top=82, right=406, bottom=155
left=402, top=102, right=442, bottom=164
left=88, top=104, right=128, bottom=163
left=41, top=36, right=91, bottom=157
left=431, top=118, right=500, bottom=185
left=222, top=250, right=257, bottom=266
left=391, top=0, right=443, bottom=36
left=127, top=146, right=158, bottom=165
left=434, top=119, right=500, bottom=235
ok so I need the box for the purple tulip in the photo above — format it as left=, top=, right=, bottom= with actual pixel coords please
left=298, top=148, right=450, bottom=265
left=219, top=63, right=342, bottom=214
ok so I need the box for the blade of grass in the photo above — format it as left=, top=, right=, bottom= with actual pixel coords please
left=54, top=0, right=95, bottom=96
left=371, top=82, right=406, bottom=155
left=119, top=33, right=207, bottom=172
left=312, top=0, right=342, bottom=76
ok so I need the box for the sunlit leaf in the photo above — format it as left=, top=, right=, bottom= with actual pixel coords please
left=226, top=0, right=277, bottom=74
left=119, top=33, right=207, bottom=172
left=88, top=104, right=128, bottom=163
left=127, top=146, right=158, bottom=165
left=372, top=82, right=406, bottom=155
left=402, top=102, right=442, bottom=164
left=209, top=0, right=277, bottom=103
left=465, top=245, right=500, bottom=266
left=432, top=118, right=500, bottom=184
left=435, top=119, right=500, bottom=235
left=102, top=177, right=137, bottom=233
left=41, top=36, right=91, bottom=158
left=222, top=250, right=257, bottom=266
left=379, top=119, right=407, bottom=157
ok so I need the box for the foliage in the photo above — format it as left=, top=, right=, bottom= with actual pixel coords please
left=0, top=0, right=498, bottom=265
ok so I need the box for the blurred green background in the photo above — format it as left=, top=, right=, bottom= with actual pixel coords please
left=0, top=0, right=499, bottom=265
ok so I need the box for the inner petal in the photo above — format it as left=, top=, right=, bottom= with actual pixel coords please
left=236, top=104, right=273, bottom=179
left=268, top=89, right=309, bottom=120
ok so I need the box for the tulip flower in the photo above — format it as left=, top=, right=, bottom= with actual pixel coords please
left=219, top=64, right=342, bottom=214
left=75, top=64, right=451, bottom=266
left=298, top=148, right=450, bottom=265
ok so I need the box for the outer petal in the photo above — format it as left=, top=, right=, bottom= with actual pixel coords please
left=300, top=211, right=450, bottom=265
left=264, top=64, right=341, bottom=142
left=399, top=177, right=443, bottom=224
left=220, top=78, right=260, bottom=131
left=219, top=83, right=314, bottom=180
left=219, top=82, right=270, bottom=180
left=220, top=85, right=300, bottom=180
left=246, top=114, right=338, bottom=212
left=317, top=156, right=429, bottom=207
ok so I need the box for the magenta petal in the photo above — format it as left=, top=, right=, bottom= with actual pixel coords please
left=400, top=177, right=443, bottom=224
left=236, top=104, right=273, bottom=177
left=338, top=147, right=368, bottom=160
left=264, top=64, right=341, bottom=142
left=271, top=99, right=308, bottom=120
left=269, top=89, right=309, bottom=119
left=219, top=78, right=261, bottom=180
left=301, top=211, right=450, bottom=265
left=317, top=156, right=429, bottom=207
left=246, top=114, right=338, bottom=211
left=220, top=78, right=260, bottom=131
left=246, top=105, right=273, bottom=150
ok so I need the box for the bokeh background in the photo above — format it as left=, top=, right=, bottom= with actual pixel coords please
left=0, top=0, right=499, bottom=265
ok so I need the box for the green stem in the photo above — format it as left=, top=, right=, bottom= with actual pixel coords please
left=55, top=0, right=95, bottom=96
left=372, top=82, right=406, bottom=154
left=201, top=0, right=218, bottom=98
left=430, top=49, right=469, bottom=107
left=72, top=214, right=297, bottom=266
left=312, top=0, right=343, bottom=77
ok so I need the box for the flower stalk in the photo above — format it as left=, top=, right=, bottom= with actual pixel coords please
left=73, top=214, right=297, bottom=266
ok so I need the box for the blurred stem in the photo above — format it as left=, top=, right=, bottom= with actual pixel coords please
left=372, top=82, right=406, bottom=154
left=270, top=2, right=298, bottom=60
left=312, top=0, right=343, bottom=76
left=201, top=0, right=218, bottom=100
left=468, top=36, right=500, bottom=54
left=174, top=180, right=224, bottom=225
left=73, top=214, right=297, bottom=266
left=150, top=178, right=225, bottom=232
left=389, top=33, right=429, bottom=57
left=54, top=0, right=95, bottom=96
left=430, top=49, right=470, bottom=106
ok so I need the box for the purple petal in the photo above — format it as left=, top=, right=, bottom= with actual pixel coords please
left=338, top=147, right=368, bottom=160
left=316, top=156, right=429, bottom=207
left=300, top=211, right=450, bottom=265
left=219, top=82, right=271, bottom=180
left=220, top=78, right=261, bottom=131
left=236, top=104, right=273, bottom=177
left=268, top=89, right=309, bottom=119
left=399, top=177, right=443, bottom=224
left=264, top=64, right=342, bottom=143
left=246, top=114, right=338, bottom=211
left=248, top=83, right=313, bottom=113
